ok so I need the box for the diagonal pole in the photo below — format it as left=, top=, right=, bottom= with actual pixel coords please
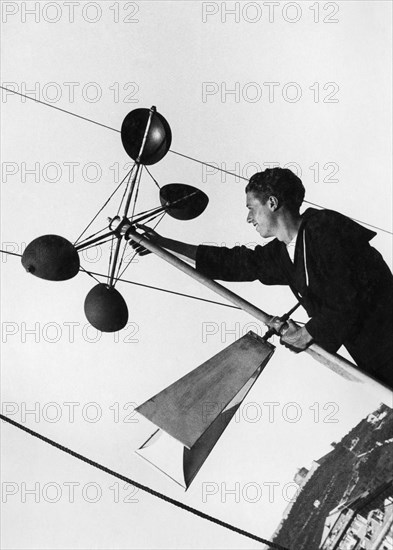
left=125, top=227, right=393, bottom=397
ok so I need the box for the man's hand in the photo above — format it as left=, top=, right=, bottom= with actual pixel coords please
left=273, top=318, right=314, bottom=352
left=129, top=224, right=162, bottom=256
left=128, top=226, right=198, bottom=261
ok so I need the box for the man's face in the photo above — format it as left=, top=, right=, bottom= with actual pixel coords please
left=246, top=192, right=277, bottom=238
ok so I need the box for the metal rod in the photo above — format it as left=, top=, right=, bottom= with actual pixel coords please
left=108, top=237, right=123, bottom=287
left=127, top=189, right=202, bottom=226
left=136, top=106, right=156, bottom=163
left=130, top=205, right=167, bottom=225
left=75, top=231, right=116, bottom=251
left=262, top=302, right=301, bottom=341
left=123, top=163, right=143, bottom=218
left=126, top=228, right=392, bottom=395
left=127, top=228, right=274, bottom=322
left=123, top=106, right=157, bottom=218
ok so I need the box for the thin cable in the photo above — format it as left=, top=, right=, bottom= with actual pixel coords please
left=169, top=150, right=393, bottom=236
left=2, top=85, right=390, bottom=235
left=0, top=413, right=290, bottom=550
left=0, top=86, right=119, bottom=133
left=87, top=269, right=241, bottom=310
left=107, top=236, right=116, bottom=285
left=146, top=210, right=167, bottom=225
left=169, top=149, right=246, bottom=181
left=75, top=225, right=112, bottom=248
left=114, top=240, right=130, bottom=288
left=130, top=165, right=144, bottom=221
left=0, top=247, right=384, bottom=317
left=114, top=168, right=144, bottom=285
left=108, top=170, right=136, bottom=288
left=116, top=212, right=166, bottom=282
left=150, top=211, right=167, bottom=227
left=340, top=214, right=393, bottom=235
left=78, top=238, right=115, bottom=253
left=74, top=167, right=133, bottom=246
left=79, top=265, right=101, bottom=285
left=0, top=250, right=22, bottom=258
left=133, top=209, right=166, bottom=225
left=104, top=168, right=137, bottom=284
left=116, top=164, right=136, bottom=218
left=128, top=205, right=166, bottom=226
left=131, top=204, right=164, bottom=218
left=144, top=165, right=161, bottom=189
left=0, top=249, right=359, bottom=313
left=116, top=249, right=139, bottom=283
left=0, top=249, right=237, bottom=309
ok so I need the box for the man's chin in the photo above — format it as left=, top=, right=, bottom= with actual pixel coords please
left=257, top=229, right=273, bottom=240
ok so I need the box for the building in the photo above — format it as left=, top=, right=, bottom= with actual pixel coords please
left=270, top=403, right=393, bottom=549
left=319, top=481, right=393, bottom=549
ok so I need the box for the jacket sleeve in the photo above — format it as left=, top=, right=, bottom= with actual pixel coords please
left=304, top=211, right=377, bottom=352
left=195, top=242, right=288, bottom=284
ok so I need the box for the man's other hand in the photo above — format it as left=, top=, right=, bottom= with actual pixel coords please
left=279, top=320, right=314, bottom=352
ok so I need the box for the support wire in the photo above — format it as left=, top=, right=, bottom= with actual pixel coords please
left=1, top=85, right=391, bottom=235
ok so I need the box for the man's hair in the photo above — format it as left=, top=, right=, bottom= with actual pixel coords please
left=246, top=168, right=305, bottom=214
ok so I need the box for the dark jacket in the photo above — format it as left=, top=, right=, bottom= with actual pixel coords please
left=196, top=208, right=393, bottom=386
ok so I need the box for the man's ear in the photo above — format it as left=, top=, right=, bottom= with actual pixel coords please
left=268, top=195, right=279, bottom=211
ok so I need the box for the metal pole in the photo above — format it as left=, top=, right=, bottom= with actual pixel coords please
left=126, top=227, right=393, bottom=396
left=123, top=162, right=143, bottom=218
left=130, top=205, right=167, bottom=226
left=122, top=106, right=156, bottom=218
left=75, top=231, right=117, bottom=251
left=108, top=237, right=123, bottom=287
left=127, top=228, right=275, bottom=323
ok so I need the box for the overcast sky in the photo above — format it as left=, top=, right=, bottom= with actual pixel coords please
left=1, top=1, right=392, bottom=549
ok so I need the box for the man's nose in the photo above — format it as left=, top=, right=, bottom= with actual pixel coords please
left=247, top=212, right=253, bottom=223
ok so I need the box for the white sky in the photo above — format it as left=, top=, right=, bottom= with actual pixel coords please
left=1, top=1, right=392, bottom=549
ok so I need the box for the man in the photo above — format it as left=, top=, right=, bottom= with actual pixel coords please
left=133, top=168, right=393, bottom=388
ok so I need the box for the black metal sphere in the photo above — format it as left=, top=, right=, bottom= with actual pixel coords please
left=160, top=184, right=209, bottom=220
left=21, top=235, right=80, bottom=281
left=121, top=108, right=172, bottom=165
left=84, top=284, right=129, bottom=332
